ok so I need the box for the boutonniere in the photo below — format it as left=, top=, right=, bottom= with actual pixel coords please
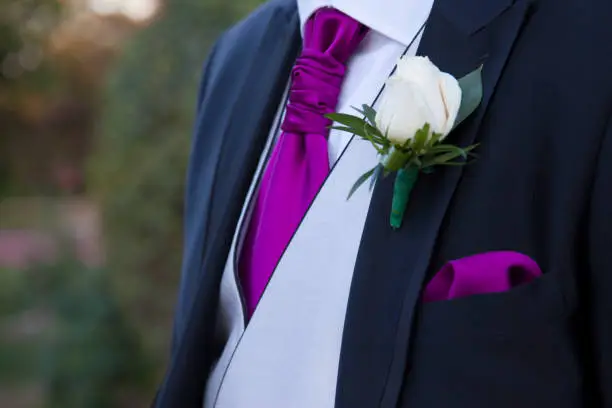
left=326, top=56, right=483, bottom=229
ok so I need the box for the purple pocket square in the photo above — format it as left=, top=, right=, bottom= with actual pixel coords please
left=422, top=251, right=543, bottom=303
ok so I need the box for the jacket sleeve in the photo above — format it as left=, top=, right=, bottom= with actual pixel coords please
left=588, top=111, right=612, bottom=406
left=171, top=38, right=221, bottom=355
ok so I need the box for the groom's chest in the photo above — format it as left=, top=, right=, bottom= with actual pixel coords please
left=210, top=29, right=407, bottom=278
left=204, top=31, right=408, bottom=408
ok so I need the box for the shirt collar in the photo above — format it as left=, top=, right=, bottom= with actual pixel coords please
left=297, top=0, right=434, bottom=46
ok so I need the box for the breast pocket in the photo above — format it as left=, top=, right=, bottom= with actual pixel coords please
left=399, top=272, right=585, bottom=408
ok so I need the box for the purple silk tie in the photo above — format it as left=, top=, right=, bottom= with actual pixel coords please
left=239, top=8, right=368, bottom=318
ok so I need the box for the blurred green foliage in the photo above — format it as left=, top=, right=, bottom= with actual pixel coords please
left=2, top=0, right=265, bottom=406
left=0, top=0, right=65, bottom=197
left=0, top=258, right=149, bottom=408
left=35, top=261, right=149, bottom=408
left=0, top=0, right=64, bottom=94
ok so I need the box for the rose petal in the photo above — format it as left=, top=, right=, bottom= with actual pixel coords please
left=376, top=79, right=438, bottom=144
left=438, top=72, right=462, bottom=136
left=395, top=57, right=449, bottom=135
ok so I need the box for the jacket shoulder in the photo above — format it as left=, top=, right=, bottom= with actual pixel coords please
left=217, top=0, right=297, bottom=54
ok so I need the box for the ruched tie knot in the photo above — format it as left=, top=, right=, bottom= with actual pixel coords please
left=281, top=7, right=367, bottom=135
left=281, top=49, right=345, bottom=134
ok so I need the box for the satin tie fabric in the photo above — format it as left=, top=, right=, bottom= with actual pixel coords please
left=239, top=8, right=368, bottom=318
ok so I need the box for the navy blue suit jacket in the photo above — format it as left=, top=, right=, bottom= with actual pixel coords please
left=155, top=0, right=612, bottom=406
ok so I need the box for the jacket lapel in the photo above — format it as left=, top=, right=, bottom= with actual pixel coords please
left=335, top=0, right=534, bottom=407
left=157, top=4, right=300, bottom=406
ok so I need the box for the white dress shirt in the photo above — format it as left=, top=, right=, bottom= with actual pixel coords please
left=204, top=0, right=433, bottom=406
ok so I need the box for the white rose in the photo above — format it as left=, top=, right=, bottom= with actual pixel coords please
left=375, top=56, right=462, bottom=145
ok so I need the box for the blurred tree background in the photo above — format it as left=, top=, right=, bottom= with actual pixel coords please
left=0, top=0, right=262, bottom=407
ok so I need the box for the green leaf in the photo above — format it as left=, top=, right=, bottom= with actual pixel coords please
left=420, top=143, right=479, bottom=167
left=330, top=125, right=357, bottom=133
left=464, top=143, right=480, bottom=153
left=330, top=125, right=367, bottom=138
left=370, top=164, right=383, bottom=191
left=427, top=150, right=466, bottom=165
left=426, top=132, right=444, bottom=148
left=428, top=143, right=468, bottom=157
left=350, top=105, right=378, bottom=127
left=409, top=123, right=430, bottom=153
left=382, top=147, right=412, bottom=172
left=347, top=166, right=378, bottom=200
left=349, top=106, right=384, bottom=141
left=326, top=113, right=369, bottom=130
left=362, top=126, right=386, bottom=154
left=362, top=123, right=378, bottom=139
left=361, top=133, right=385, bottom=154
left=352, top=106, right=367, bottom=117
left=453, top=65, right=484, bottom=129
left=362, top=104, right=378, bottom=126
left=365, top=123, right=384, bottom=139
left=364, top=126, right=388, bottom=150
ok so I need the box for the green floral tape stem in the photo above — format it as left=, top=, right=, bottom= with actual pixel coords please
left=382, top=146, right=411, bottom=172
left=390, top=166, right=419, bottom=229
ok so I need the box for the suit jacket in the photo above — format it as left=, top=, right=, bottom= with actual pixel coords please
left=154, top=0, right=612, bottom=406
